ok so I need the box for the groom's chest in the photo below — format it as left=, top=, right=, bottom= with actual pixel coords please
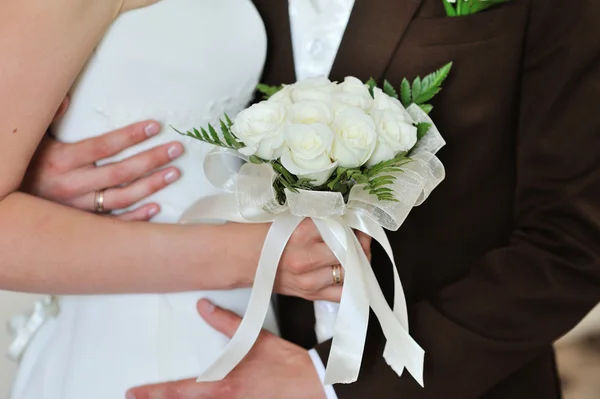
left=254, top=0, right=531, bottom=290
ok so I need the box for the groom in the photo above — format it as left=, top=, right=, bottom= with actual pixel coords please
left=126, top=0, right=600, bottom=398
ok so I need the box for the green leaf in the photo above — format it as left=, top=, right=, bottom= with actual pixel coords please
left=411, top=76, right=422, bottom=103
left=208, top=123, right=221, bottom=144
left=220, top=120, right=236, bottom=148
left=400, top=78, right=412, bottom=107
left=365, top=77, right=377, bottom=98
left=224, top=113, right=234, bottom=128
left=383, top=80, right=398, bottom=99
left=442, top=0, right=457, bottom=16
left=416, top=122, right=432, bottom=140
left=256, top=83, right=283, bottom=100
left=419, top=104, right=434, bottom=114
left=249, top=155, right=266, bottom=164
left=199, top=128, right=212, bottom=143
left=412, top=62, right=453, bottom=105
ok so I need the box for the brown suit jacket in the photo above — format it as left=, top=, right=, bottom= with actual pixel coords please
left=252, top=0, right=600, bottom=397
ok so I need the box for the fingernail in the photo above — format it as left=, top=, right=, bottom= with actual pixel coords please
left=147, top=206, right=159, bottom=217
left=164, top=170, right=179, bottom=183
left=144, top=122, right=160, bottom=137
left=167, top=144, right=183, bottom=160
left=200, top=299, right=215, bottom=313
left=126, top=391, right=136, bottom=399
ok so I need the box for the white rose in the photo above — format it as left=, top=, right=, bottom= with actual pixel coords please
left=371, top=87, right=414, bottom=123
left=334, top=76, right=373, bottom=111
left=268, top=85, right=293, bottom=105
left=330, top=107, right=378, bottom=168
left=281, top=123, right=337, bottom=185
left=290, top=77, right=339, bottom=103
left=366, top=108, right=417, bottom=167
left=232, top=101, right=287, bottom=160
left=287, top=101, right=333, bottom=125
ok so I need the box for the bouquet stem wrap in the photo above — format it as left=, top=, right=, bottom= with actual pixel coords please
left=180, top=105, right=445, bottom=386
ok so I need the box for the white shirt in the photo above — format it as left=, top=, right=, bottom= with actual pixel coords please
left=289, top=1, right=355, bottom=398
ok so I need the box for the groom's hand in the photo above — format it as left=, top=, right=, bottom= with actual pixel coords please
left=126, top=299, right=327, bottom=399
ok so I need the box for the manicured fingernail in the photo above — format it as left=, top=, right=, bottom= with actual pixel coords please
left=148, top=206, right=159, bottom=217
left=126, top=391, right=136, bottom=399
left=164, top=170, right=179, bottom=183
left=200, top=299, right=215, bottom=313
left=167, top=144, right=183, bottom=160
left=144, top=122, right=160, bottom=137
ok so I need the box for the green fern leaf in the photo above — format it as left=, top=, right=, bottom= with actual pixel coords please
left=412, top=62, right=453, bottom=104
left=419, top=104, right=434, bottom=114
left=416, top=122, right=432, bottom=140
left=365, top=77, right=377, bottom=98
left=208, top=124, right=221, bottom=144
left=383, top=80, right=398, bottom=99
left=256, top=83, right=283, bottom=100
left=400, top=78, right=412, bottom=107
left=411, top=77, right=422, bottom=103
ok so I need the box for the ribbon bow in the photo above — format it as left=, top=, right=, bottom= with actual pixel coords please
left=180, top=104, right=445, bottom=385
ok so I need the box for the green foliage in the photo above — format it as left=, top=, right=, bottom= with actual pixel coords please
left=399, top=62, right=453, bottom=113
left=365, top=77, right=378, bottom=98
left=271, top=160, right=319, bottom=205
left=172, top=113, right=245, bottom=150
left=256, top=83, right=283, bottom=100
left=416, top=122, right=432, bottom=140
left=442, top=0, right=509, bottom=17
left=383, top=80, right=398, bottom=99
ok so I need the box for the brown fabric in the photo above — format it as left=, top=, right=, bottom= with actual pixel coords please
left=254, top=0, right=600, bottom=397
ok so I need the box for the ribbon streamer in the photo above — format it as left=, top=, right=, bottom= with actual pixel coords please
left=180, top=104, right=445, bottom=386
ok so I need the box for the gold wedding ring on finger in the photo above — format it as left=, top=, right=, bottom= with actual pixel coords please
left=332, top=264, right=343, bottom=286
left=93, top=189, right=107, bottom=213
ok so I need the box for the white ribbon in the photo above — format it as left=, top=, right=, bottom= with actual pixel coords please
left=180, top=104, right=445, bottom=386
left=7, top=295, right=59, bottom=362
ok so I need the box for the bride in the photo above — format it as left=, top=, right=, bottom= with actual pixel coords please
left=0, top=0, right=349, bottom=397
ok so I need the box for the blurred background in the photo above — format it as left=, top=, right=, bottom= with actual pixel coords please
left=1, top=291, right=600, bottom=398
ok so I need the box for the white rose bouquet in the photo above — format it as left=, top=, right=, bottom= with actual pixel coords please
left=176, top=63, right=452, bottom=386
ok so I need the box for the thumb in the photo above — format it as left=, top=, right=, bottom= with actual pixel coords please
left=197, top=299, right=241, bottom=339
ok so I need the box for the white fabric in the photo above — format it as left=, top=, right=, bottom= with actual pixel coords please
left=309, top=349, right=338, bottom=398
left=289, top=0, right=355, bottom=81
left=9, top=2, right=279, bottom=398
left=289, top=2, right=354, bottom=397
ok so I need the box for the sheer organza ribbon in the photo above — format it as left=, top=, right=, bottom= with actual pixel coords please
left=179, top=104, right=445, bottom=385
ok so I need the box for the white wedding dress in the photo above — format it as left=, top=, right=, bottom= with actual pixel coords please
left=10, top=1, right=279, bottom=398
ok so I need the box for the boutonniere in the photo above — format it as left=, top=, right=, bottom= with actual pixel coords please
left=442, top=0, right=508, bottom=16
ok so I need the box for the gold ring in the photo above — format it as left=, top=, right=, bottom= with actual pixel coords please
left=94, top=189, right=106, bottom=213
left=332, top=264, right=343, bottom=286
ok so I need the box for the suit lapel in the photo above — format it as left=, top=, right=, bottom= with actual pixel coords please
left=330, top=0, right=424, bottom=82
left=252, top=0, right=296, bottom=85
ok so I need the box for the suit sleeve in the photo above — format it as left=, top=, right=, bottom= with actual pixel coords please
left=316, top=1, right=600, bottom=397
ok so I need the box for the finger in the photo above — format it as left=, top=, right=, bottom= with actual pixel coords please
left=286, top=243, right=339, bottom=274
left=69, top=142, right=183, bottom=195
left=290, top=218, right=322, bottom=243
left=314, top=286, right=343, bottom=303
left=197, top=299, right=242, bottom=339
left=67, top=120, right=162, bottom=168
left=293, top=264, right=345, bottom=294
left=113, top=203, right=160, bottom=221
left=70, top=167, right=180, bottom=211
left=127, top=378, right=219, bottom=399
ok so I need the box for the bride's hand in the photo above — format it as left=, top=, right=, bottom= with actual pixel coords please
left=21, top=97, right=184, bottom=221
left=236, top=220, right=372, bottom=302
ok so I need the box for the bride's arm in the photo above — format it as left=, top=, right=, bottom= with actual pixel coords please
left=0, top=193, right=264, bottom=293
left=0, top=0, right=343, bottom=298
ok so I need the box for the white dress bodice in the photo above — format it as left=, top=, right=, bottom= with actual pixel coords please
left=54, top=0, right=266, bottom=222
left=10, top=2, right=278, bottom=398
